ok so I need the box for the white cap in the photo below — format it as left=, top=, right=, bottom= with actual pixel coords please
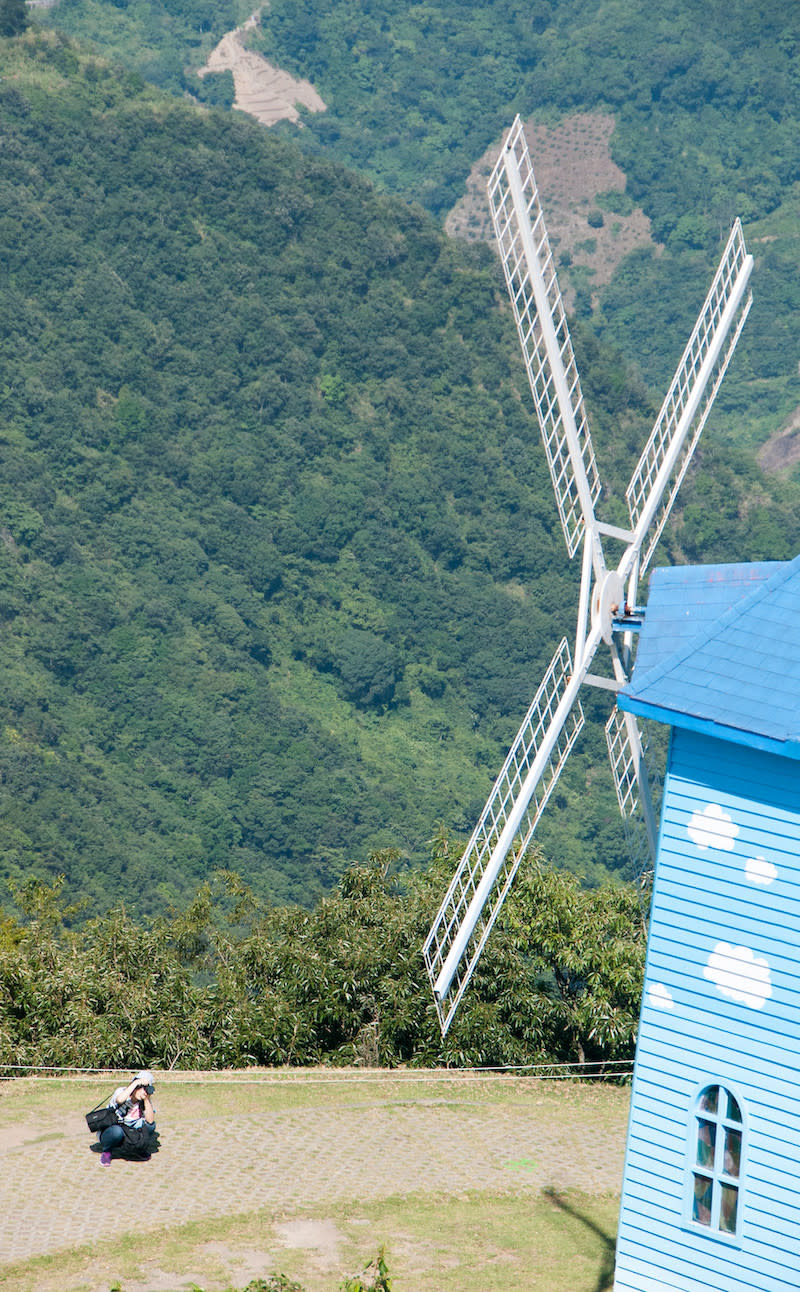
left=134, top=1069, right=154, bottom=1092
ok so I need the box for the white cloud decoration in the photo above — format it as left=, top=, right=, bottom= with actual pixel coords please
left=704, top=942, right=772, bottom=1010
left=647, top=982, right=675, bottom=1011
left=745, top=855, right=778, bottom=886
left=688, top=803, right=738, bottom=851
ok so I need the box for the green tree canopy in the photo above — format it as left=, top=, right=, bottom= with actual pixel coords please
left=0, top=0, right=27, bottom=38
left=0, top=845, right=646, bottom=1072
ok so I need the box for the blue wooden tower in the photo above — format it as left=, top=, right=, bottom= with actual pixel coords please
left=613, top=552, right=800, bottom=1291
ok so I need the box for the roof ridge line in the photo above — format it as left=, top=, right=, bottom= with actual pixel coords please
left=625, top=552, right=800, bottom=697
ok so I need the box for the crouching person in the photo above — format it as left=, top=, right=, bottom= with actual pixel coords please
left=98, top=1069, right=157, bottom=1166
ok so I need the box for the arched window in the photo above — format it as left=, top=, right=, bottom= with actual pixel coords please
left=688, top=1084, right=744, bottom=1239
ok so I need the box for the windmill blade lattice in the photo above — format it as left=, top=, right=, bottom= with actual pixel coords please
left=605, top=708, right=647, bottom=821
left=627, top=218, right=753, bottom=575
left=605, top=708, right=658, bottom=894
left=422, top=637, right=584, bottom=1035
left=487, top=115, right=601, bottom=560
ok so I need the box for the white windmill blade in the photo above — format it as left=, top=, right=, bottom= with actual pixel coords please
left=605, top=708, right=658, bottom=882
left=423, top=636, right=589, bottom=1035
left=626, top=219, right=753, bottom=575
left=488, top=115, right=601, bottom=561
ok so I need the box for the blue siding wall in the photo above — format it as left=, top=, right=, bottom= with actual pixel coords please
left=615, top=727, right=800, bottom=1292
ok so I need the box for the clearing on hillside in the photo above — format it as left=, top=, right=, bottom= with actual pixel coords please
left=446, top=113, right=656, bottom=307
left=198, top=12, right=326, bottom=126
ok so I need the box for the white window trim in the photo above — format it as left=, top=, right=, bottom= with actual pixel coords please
left=682, top=1079, right=746, bottom=1246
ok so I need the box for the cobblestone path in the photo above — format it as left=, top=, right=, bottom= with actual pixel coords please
left=0, top=1072, right=629, bottom=1269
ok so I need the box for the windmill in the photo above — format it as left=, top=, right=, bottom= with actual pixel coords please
left=423, top=115, right=754, bottom=1037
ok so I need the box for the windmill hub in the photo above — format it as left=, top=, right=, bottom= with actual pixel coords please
left=593, top=570, right=625, bottom=645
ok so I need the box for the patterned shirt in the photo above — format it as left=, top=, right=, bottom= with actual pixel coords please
left=109, top=1088, right=156, bottom=1129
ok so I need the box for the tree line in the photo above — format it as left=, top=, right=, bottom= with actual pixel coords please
left=0, top=836, right=645, bottom=1074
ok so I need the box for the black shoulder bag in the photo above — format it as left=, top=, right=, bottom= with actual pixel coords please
left=86, top=1100, right=118, bottom=1133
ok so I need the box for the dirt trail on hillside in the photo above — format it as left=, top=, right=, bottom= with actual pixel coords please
left=198, top=12, right=326, bottom=126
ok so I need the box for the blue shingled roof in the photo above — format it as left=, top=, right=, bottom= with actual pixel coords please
left=618, top=552, right=800, bottom=759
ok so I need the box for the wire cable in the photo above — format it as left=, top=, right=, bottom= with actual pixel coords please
left=0, top=1059, right=633, bottom=1082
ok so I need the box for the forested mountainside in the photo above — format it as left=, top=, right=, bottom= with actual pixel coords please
left=36, top=0, right=247, bottom=107
left=39, top=0, right=800, bottom=227
left=220, top=0, right=800, bottom=472
left=253, top=0, right=800, bottom=251
left=0, top=23, right=799, bottom=918
left=0, top=31, right=634, bottom=914
left=38, top=0, right=800, bottom=493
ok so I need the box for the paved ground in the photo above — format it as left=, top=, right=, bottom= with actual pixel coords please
left=0, top=1071, right=629, bottom=1271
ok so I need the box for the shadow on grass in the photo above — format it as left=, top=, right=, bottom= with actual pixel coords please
left=543, top=1187, right=616, bottom=1292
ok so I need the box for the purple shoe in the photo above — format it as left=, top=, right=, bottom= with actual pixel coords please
left=100, top=1151, right=112, bottom=1166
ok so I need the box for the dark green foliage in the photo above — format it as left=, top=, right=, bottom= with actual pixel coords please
left=249, top=0, right=800, bottom=245
left=222, top=1257, right=391, bottom=1292
left=0, top=0, right=27, bottom=38
left=330, top=629, right=402, bottom=709
left=0, top=848, right=644, bottom=1072
left=188, top=66, right=235, bottom=109
left=340, top=1247, right=392, bottom=1292
left=35, top=0, right=242, bottom=98
left=1, top=32, right=610, bottom=911
left=34, top=0, right=800, bottom=432
left=505, top=861, right=646, bottom=1065
left=38, top=0, right=800, bottom=248
left=235, top=1277, right=306, bottom=1292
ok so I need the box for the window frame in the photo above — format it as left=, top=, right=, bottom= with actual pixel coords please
left=682, top=1080, right=747, bottom=1245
